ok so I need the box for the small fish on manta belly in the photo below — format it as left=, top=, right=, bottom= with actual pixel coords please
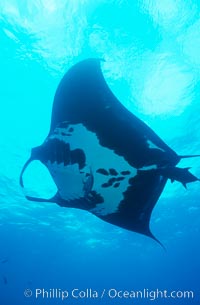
left=20, top=59, right=200, bottom=247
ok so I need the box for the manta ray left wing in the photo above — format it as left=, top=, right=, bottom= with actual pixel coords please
left=20, top=59, right=199, bottom=245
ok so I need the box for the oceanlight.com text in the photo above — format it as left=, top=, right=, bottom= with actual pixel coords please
left=24, top=287, right=195, bottom=301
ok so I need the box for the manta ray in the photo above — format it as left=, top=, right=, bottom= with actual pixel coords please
left=20, top=59, right=199, bottom=245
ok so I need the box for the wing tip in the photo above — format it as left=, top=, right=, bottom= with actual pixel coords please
left=73, top=58, right=105, bottom=69
left=148, top=232, right=166, bottom=251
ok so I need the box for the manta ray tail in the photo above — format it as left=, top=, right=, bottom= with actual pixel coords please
left=179, top=154, right=200, bottom=159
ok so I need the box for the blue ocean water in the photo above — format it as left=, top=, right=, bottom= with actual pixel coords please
left=0, top=0, right=200, bottom=304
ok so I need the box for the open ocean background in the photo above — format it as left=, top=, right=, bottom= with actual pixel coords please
left=0, top=1, right=200, bottom=304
